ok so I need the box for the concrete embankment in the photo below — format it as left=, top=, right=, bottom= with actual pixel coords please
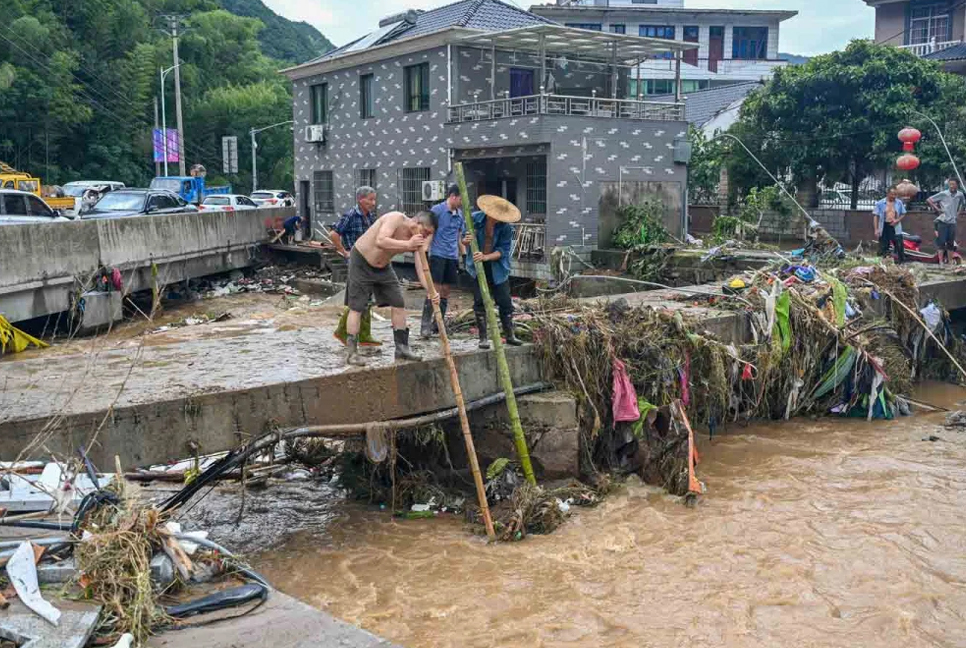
left=0, top=207, right=294, bottom=328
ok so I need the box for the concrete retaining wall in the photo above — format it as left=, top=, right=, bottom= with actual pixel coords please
left=0, top=208, right=293, bottom=324
left=0, top=346, right=542, bottom=469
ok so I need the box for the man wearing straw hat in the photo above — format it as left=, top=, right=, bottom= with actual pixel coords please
left=462, top=195, right=523, bottom=349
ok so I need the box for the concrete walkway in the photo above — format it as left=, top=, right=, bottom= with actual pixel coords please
left=150, top=591, right=402, bottom=648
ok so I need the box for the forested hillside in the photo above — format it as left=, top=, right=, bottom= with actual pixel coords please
left=0, top=0, right=333, bottom=191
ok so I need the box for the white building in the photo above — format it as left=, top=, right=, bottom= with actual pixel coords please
left=530, top=1, right=797, bottom=95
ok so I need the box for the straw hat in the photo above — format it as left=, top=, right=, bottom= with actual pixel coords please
left=477, top=195, right=521, bottom=223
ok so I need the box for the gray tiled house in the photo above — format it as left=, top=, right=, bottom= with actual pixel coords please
left=282, top=0, right=693, bottom=277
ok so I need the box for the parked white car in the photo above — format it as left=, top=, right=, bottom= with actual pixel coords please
left=250, top=190, right=294, bottom=208
left=0, top=190, right=69, bottom=224
left=198, top=194, right=259, bottom=212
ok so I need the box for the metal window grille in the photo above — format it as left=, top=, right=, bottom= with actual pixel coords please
left=311, top=84, right=327, bottom=124
left=360, top=74, right=374, bottom=119
left=313, top=171, right=334, bottom=221
left=356, top=168, right=377, bottom=210
left=404, top=63, right=430, bottom=113
left=398, top=167, right=430, bottom=216
left=356, top=168, right=377, bottom=192
left=910, top=5, right=949, bottom=45
left=526, top=158, right=547, bottom=217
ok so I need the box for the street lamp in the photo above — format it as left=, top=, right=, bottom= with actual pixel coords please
left=159, top=63, right=180, bottom=177
left=250, top=120, right=294, bottom=192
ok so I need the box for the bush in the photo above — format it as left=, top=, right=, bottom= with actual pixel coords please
left=613, top=201, right=669, bottom=250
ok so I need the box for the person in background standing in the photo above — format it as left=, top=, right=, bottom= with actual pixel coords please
left=333, top=186, right=380, bottom=346
left=420, top=184, right=465, bottom=339
left=927, top=178, right=966, bottom=266
left=462, top=195, right=523, bottom=349
left=872, top=186, right=906, bottom=264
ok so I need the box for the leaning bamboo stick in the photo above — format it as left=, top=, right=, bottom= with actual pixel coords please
left=415, top=248, right=495, bottom=541
left=454, top=162, right=537, bottom=486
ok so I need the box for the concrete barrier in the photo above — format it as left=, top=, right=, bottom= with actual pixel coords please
left=0, top=207, right=294, bottom=325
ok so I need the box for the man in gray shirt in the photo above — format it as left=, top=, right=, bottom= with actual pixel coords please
left=927, top=178, right=966, bottom=265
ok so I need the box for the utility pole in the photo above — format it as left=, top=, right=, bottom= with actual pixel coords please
left=171, top=16, right=186, bottom=176
left=153, top=97, right=161, bottom=178
left=159, top=15, right=187, bottom=176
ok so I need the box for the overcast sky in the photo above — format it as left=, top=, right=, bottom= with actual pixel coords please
left=264, top=0, right=875, bottom=57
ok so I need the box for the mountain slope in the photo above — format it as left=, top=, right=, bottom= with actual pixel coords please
left=219, top=0, right=334, bottom=64
left=779, top=53, right=811, bottom=65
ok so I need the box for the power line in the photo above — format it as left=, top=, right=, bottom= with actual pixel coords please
left=0, top=23, right=227, bottom=170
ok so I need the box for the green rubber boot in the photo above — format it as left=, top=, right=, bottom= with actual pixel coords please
left=359, top=306, right=382, bottom=347
left=333, top=307, right=349, bottom=346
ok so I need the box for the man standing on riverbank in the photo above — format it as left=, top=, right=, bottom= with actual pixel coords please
left=927, top=179, right=966, bottom=266
left=462, top=195, right=523, bottom=349
left=873, top=186, right=906, bottom=264
left=333, top=186, right=379, bottom=346
left=420, top=185, right=465, bottom=339
left=344, top=211, right=438, bottom=367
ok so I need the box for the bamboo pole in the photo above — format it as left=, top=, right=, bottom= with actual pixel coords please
left=415, top=248, right=495, bottom=541
left=454, top=162, right=536, bottom=486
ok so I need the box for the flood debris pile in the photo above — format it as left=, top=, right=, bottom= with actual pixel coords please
left=0, top=459, right=271, bottom=646
left=527, top=262, right=956, bottom=498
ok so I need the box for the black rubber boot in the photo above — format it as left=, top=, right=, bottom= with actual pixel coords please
left=394, top=328, right=421, bottom=362
left=432, top=298, right=449, bottom=335
left=419, top=299, right=434, bottom=339
left=476, top=312, right=490, bottom=350
left=345, top=334, right=367, bottom=367
left=501, top=314, right=523, bottom=346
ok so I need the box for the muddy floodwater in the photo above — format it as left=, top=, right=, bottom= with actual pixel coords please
left=256, top=383, right=966, bottom=648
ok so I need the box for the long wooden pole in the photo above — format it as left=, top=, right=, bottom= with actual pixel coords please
left=454, top=162, right=536, bottom=485
left=415, top=249, right=496, bottom=541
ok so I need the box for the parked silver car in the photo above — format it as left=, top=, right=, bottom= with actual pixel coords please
left=0, top=190, right=69, bottom=225
left=199, top=195, right=259, bottom=212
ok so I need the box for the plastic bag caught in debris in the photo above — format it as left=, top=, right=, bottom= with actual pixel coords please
left=365, top=424, right=389, bottom=463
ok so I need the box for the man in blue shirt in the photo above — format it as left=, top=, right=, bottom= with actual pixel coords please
left=420, top=184, right=465, bottom=338
left=462, top=195, right=522, bottom=349
left=333, top=186, right=380, bottom=346
left=872, top=186, right=906, bottom=264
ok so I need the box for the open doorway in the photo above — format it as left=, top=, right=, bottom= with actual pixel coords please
left=299, top=180, right=311, bottom=236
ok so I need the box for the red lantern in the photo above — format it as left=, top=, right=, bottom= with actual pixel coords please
left=897, top=154, right=920, bottom=171
left=898, top=127, right=922, bottom=152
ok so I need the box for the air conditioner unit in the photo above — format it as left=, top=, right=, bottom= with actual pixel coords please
left=305, top=125, right=326, bottom=144
left=421, top=180, right=446, bottom=202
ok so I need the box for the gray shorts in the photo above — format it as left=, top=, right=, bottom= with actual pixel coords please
left=346, top=247, right=405, bottom=313
left=936, top=221, right=957, bottom=250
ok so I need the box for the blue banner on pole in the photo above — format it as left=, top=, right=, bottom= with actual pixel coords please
left=152, top=129, right=180, bottom=163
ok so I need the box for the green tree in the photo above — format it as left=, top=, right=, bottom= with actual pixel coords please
left=728, top=41, right=961, bottom=208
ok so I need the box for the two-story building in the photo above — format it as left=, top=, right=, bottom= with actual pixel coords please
left=282, top=0, right=695, bottom=276
left=863, top=0, right=966, bottom=73
left=529, top=0, right=797, bottom=96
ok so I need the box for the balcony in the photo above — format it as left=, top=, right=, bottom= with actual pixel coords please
left=899, top=38, right=961, bottom=57
left=447, top=93, right=684, bottom=124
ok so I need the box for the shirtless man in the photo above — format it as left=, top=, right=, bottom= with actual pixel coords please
left=345, top=210, right=438, bottom=366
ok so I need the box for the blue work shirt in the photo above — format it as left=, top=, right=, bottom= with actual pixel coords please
left=429, top=201, right=465, bottom=260
left=464, top=211, right=513, bottom=286
left=283, top=215, right=301, bottom=232
left=872, top=198, right=906, bottom=237
left=333, top=206, right=375, bottom=251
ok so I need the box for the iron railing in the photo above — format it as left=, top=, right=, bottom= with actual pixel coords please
left=446, top=93, right=684, bottom=124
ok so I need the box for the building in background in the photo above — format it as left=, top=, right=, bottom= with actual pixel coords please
left=863, top=0, right=966, bottom=73
left=530, top=1, right=796, bottom=96
left=283, top=0, right=696, bottom=275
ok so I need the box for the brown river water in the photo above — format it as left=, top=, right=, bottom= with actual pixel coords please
left=256, top=383, right=966, bottom=648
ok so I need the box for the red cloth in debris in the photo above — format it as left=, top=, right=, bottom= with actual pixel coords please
left=612, top=358, right=640, bottom=423
left=742, top=362, right=754, bottom=380
left=111, top=268, right=123, bottom=292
